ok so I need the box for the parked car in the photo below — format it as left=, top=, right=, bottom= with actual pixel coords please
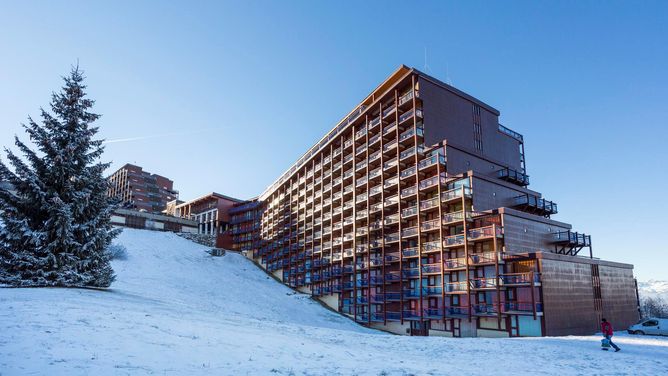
left=628, top=318, right=668, bottom=335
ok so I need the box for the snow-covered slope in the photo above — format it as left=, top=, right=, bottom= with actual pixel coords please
left=1, top=229, right=667, bottom=375
left=639, top=280, right=668, bottom=302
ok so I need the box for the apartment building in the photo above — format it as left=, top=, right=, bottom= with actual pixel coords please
left=169, top=192, right=242, bottom=248
left=107, top=163, right=178, bottom=213
left=231, top=65, right=638, bottom=337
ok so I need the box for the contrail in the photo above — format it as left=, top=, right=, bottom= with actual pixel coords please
left=102, top=129, right=213, bottom=144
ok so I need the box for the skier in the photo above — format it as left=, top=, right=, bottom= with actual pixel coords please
left=601, top=318, right=620, bottom=352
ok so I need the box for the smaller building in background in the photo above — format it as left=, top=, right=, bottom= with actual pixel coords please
left=107, top=163, right=178, bottom=213
left=169, top=192, right=242, bottom=248
left=111, top=208, right=197, bottom=233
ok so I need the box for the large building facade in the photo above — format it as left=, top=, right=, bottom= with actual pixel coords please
left=107, top=163, right=178, bottom=213
left=230, top=66, right=638, bottom=337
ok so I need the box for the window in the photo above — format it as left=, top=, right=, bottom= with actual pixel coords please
left=472, top=104, right=483, bottom=151
left=643, top=320, right=658, bottom=327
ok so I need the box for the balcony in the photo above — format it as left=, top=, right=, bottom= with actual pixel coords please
left=403, top=289, right=420, bottom=299
left=400, top=145, right=424, bottom=161
left=420, top=197, right=440, bottom=211
left=382, top=140, right=398, bottom=153
left=355, top=161, right=368, bottom=172
left=369, top=184, right=382, bottom=196
left=401, top=185, right=418, bottom=198
left=355, top=127, right=367, bottom=140
left=513, top=194, right=557, bottom=217
left=382, top=122, right=397, bottom=136
left=399, top=108, right=423, bottom=124
left=369, top=134, right=381, bottom=146
left=382, top=104, right=396, bottom=118
left=468, top=225, right=503, bottom=240
left=401, top=226, right=419, bottom=238
left=384, top=214, right=399, bottom=225
left=385, top=232, right=400, bottom=243
left=445, top=281, right=468, bottom=293
left=419, top=174, right=446, bottom=190
left=421, top=240, right=441, bottom=253
left=423, top=287, right=443, bottom=296
left=401, top=205, right=418, bottom=218
left=443, top=234, right=465, bottom=248
left=398, top=90, right=416, bottom=106
left=443, top=257, right=467, bottom=270
left=500, top=272, right=541, bottom=286
left=402, top=267, right=421, bottom=279
left=402, top=310, right=421, bottom=320
left=441, top=186, right=472, bottom=203
left=422, top=263, right=442, bottom=274
left=369, top=150, right=381, bottom=162
left=503, top=301, right=543, bottom=315
left=420, top=218, right=441, bottom=232
left=385, top=292, right=402, bottom=301
left=498, top=167, right=530, bottom=186
left=473, top=304, right=499, bottom=316
left=442, top=210, right=468, bottom=225
left=469, top=277, right=498, bottom=290
left=383, top=157, right=398, bottom=171
left=384, top=195, right=399, bottom=207
left=468, top=252, right=499, bottom=265
left=418, top=154, right=445, bottom=170
left=402, top=246, right=419, bottom=258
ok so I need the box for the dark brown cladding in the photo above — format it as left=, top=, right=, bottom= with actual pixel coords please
left=106, top=163, right=178, bottom=213
left=231, top=65, right=638, bottom=338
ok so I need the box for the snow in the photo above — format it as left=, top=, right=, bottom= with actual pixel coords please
left=1, top=228, right=667, bottom=375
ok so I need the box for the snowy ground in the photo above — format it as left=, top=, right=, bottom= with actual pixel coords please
left=1, top=229, right=667, bottom=375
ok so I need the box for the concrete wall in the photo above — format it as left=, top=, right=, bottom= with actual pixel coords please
left=500, top=208, right=571, bottom=255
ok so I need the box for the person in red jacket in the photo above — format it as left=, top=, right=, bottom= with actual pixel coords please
left=601, top=318, right=620, bottom=352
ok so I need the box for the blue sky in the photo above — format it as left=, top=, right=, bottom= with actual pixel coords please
left=1, top=1, right=666, bottom=280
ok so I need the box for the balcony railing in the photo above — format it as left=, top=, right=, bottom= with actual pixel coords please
left=473, top=304, right=499, bottom=315
left=513, top=194, right=558, bottom=216
left=441, top=186, right=472, bottom=202
left=401, top=206, right=418, bottom=218
left=385, top=232, right=400, bottom=243
left=468, top=252, right=499, bottom=265
left=419, top=174, right=446, bottom=190
left=420, top=197, right=440, bottom=210
left=498, top=123, right=523, bottom=142
left=445, top=281, right=468, bottom=293
left=401, top=226, right=419, bottom=237
left=402, top=247, right=419, bottom=257
left=422, top=263, right=442, bottom=274
left=500, top=272, right=540, bottom=285
left=498, top=167, right=530, bottom=186
left=443, top=257, right=467, bottom=270
left=468, top=225, right=503, bottom=240
left=421, top=240, right=441, bottom=253
left=442, top=211, right=467, bottom=224
left=400, top=165, right=416, bottom=179
left=418, top=154, right=445, bottom=170
left=398, top=90, right=415, bottom=106
left=504, top=301, right=544, bottom=313
left=420, top=218, right=441, bottom=232
left=443, top=234, right=465, bottom=247
left=402, top=268, right=420, bottom=278
left=401, top=185, right=418, bottom=198
left=552, top=231, right=591, bottom=247
left=469, top=277, right=498, bottom=289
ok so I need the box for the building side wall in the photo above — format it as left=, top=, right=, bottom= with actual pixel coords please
left=599, top=265, right=639, bottom=329
left=540, top=258, right=598, bottom=335
left=501, top=213, right=570, bottom=255
left=419, top=78, right=522, bottom=171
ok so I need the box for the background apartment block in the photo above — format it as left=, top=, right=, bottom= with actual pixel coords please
left=167, top=192, right=242, bottom=248
left=107, top=163, right=178, bottom=213
left=233, top=65, right=638, bottom=337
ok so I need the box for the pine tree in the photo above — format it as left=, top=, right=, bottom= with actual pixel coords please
left=0, top=66, right=118, bottom=287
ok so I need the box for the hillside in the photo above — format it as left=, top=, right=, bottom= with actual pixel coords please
left=1, top=229, right=667, bottom=375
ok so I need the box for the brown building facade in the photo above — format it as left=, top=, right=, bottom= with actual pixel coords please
left=107, top=163, right=178, bottom=213
left=231, top=65, right=638, bottom=337
left=169, top=192, right=242, bottom=249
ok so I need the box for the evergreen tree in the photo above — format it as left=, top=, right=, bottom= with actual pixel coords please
left=0, top=66, right=118, bottom=287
